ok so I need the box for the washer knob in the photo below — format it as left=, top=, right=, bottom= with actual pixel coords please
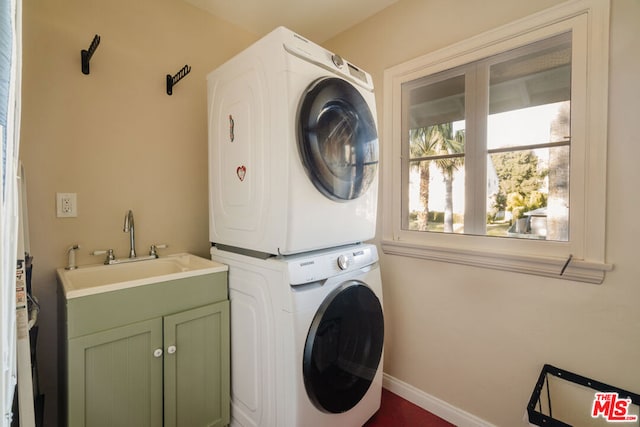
left=332, top=54, right=344, bottom=68
left=337, top=254, right=350, bottom=270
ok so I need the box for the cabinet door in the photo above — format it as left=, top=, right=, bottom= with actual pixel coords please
left=163, top=301, right=230, bottom=427
left=67, top=318, right=163, bottom=427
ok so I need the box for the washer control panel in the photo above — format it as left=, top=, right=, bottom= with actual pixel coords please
left=288, top=244, right=378, bottom=285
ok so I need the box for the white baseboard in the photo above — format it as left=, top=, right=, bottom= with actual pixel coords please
left=382, top=373, right=495, bottom=427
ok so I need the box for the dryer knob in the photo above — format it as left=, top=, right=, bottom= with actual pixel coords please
left=337, top=254, right=350, bottom=270
left=332, top=54, right=344, bottom=68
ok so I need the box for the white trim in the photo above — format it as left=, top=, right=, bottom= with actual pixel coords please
left=381, top=0, right=610, bottom=284
left=382, top=373, right=495, bottom=427
left=381, top=240, right=612, bottom=285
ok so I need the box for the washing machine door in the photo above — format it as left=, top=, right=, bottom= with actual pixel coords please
left=297, top=78, right=378, bottom=201
left=303, top=281, right=384, bottom=413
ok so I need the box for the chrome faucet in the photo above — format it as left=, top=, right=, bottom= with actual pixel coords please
left=123, top=210, right=136, bottom=258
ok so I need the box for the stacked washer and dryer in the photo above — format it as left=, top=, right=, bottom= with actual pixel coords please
left=206, top=27, right=384, bottom=427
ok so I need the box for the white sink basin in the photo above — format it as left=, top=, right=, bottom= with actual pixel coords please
left=58, top=253, right=228, bottom=299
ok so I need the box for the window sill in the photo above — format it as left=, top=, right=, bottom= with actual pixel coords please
left=381, top=239, right=612, bottom=284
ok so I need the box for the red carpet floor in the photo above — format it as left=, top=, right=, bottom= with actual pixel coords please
left=364, top=389, right=456, bottom=427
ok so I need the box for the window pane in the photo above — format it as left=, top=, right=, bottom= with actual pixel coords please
left=487, top=145, right=569, bottom=240
left=488, top=34, right=571, bottom=116
left=404, top=73, right=466, bottom=233
left=487, top=101, right=570, bottom=150
left=408, top=159, right=466, bottom=233
left=407, top=74, right=465, bottom=133
left=486, top=33, right=571, bottom=241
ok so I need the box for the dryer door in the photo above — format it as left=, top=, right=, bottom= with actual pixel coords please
left=303, top=281, right=384, bottom=413
left=297, top=78, right=378, bottom=201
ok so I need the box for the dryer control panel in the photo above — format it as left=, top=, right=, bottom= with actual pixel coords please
left=282, top=30, right=374, bottom=91
left=287, top=244, right=378, bottom=286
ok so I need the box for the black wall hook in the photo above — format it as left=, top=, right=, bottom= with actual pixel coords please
left=166, top=65, right=191, bottom=95
left=81, top=34, right=101, bottom=75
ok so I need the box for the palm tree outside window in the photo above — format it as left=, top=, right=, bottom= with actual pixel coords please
left=408, top=123, right=465, bottom=232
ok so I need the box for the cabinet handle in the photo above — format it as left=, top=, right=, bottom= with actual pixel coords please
left=153, top=348, right=163, bottom=358
left=167, top=345, right=177, bottom=354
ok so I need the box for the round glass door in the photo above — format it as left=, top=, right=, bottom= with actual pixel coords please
left=303, top=281, right=384, bottom=413
left=297, top=78, right=378, bottom=201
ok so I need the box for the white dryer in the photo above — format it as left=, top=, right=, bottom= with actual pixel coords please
left=207, top=27, right=379, bottom=255
left=211, top=244, right=384, bottom=427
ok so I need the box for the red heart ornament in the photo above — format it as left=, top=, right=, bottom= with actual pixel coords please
left=236, top=165, right=247, bottom=181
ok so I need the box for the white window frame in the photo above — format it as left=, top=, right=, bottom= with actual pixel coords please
left=382, top=0, right=611, bottom=284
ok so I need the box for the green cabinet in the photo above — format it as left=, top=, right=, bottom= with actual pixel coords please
left=59, top=271, right=230, bottom=427
left=68, top=318, right=164, bottom=427
left=164, top=303, right=229, bottom=427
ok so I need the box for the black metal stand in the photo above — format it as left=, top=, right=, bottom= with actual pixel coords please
left=527, top=364, right=640, bottom=426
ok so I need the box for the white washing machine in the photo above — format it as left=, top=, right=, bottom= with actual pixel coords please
left=211, top=244, right=384, bottom=427
left=207, top=27, right=379, bottom=256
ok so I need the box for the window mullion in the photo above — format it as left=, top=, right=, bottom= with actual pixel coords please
left=464, top=63, right=489, bottom=235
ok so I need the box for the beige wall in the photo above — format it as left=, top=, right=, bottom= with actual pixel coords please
left=327, top=0, right=640, bottom=425
left=21, top=0, right=640, bottom=426
left=20, top=0, right=255, bottom=422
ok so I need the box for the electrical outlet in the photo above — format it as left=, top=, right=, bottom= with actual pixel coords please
left=56, top=193, right=77, bottom=217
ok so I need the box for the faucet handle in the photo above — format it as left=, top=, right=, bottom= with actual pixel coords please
left=91, top=249, right=116, bottom=264
left=149, top=244, right=167, bottom=257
